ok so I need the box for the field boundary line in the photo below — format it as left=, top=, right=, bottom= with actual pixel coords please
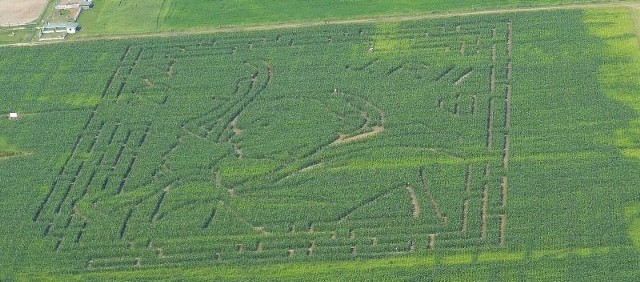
left=2, top=2, right=636, bottom=47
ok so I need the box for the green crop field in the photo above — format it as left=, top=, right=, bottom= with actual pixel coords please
left=76, top=0, right=610, bottom=37
left=1, top=4, right=640, bottom=281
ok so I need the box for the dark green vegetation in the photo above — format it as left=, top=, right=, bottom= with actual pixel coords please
left=1, top=7, right=640, bottom=281
left=77, top=0, right=610, bottom=36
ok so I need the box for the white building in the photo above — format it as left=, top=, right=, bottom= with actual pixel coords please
left=42, top=22, right=79, bottom=34
left=55, top=0, right=93, bottom=10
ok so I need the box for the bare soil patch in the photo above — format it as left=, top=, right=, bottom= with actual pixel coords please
left=0, top=0, right=47, bottom=26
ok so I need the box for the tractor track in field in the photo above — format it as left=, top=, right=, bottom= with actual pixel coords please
left=3, top=2, right=637, bottom=48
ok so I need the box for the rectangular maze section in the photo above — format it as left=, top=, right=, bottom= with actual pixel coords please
left=31, top=17, right=516, bottom=270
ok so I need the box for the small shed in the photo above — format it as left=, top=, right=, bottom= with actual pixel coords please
left=42, top=22, right=79, bottom=34
left=8, top=113, right=18, bottom=120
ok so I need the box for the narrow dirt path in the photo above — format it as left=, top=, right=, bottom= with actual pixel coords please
left=0, top=151, right=30, bottom=160
left=501, top=176, right=508, bottom=208
left=405, top=183, right=421, bottom=218
left=229, top=115, right=244, bottom=159
left=332, top=126, right=384, bottom=145
left=503, top=85, right=512, bottom=169
left=4, top=2, right=634, bottom=47
left=230, top=116, right=243, bottom=135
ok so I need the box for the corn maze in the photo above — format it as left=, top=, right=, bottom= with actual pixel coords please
left=23, top=16, right=522, bottom=270
left=0, top=13, right=542, bottom=271
left=3, top=6, right=640, bottom=280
